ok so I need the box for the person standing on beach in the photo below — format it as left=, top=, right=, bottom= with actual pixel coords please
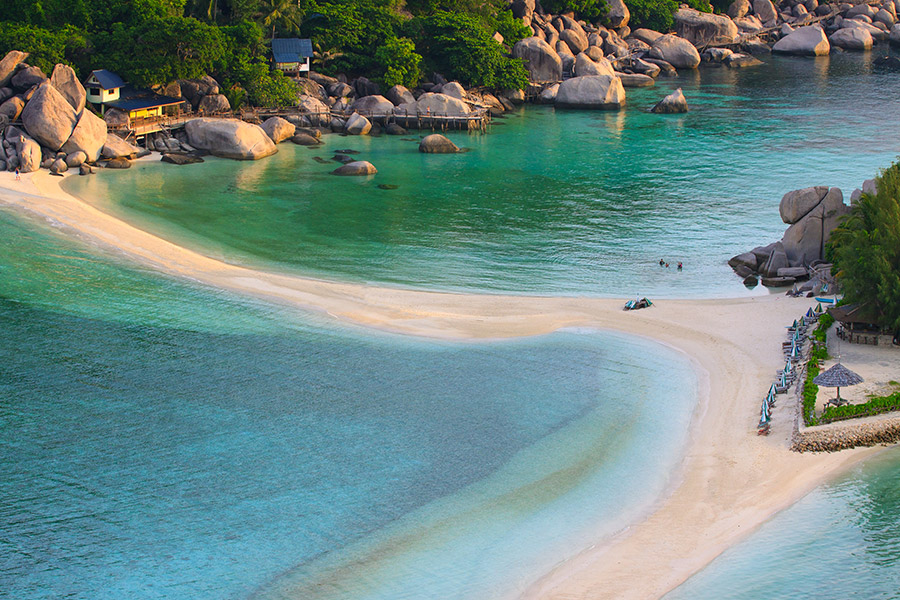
left=14, top=167, right=20, bottom=180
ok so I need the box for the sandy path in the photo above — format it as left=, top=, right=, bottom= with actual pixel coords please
left=0, top=169, right=877, bottom=599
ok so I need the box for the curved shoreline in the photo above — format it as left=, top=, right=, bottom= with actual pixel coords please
left=0, top=169, right=879, bottom=598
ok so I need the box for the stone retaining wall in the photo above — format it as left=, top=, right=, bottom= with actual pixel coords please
left=793, top=415, right=900, bottom=452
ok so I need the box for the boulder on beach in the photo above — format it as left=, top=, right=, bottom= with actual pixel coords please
left=649, top=34, right=701, bottom=69
left=61, top=109, right=107, bottom=162
left=555, top=75, right=626, bottom=109
left=513, top=37, right=563, bottom=83
left=261, top=116, right=295, bottom=143
left=331, top=160, right=377, bottom=175
left=772, top=26, right=830, bottom=55
left=65, top=151, right=87, bottom=168
left=674, top=8, right=739, bottom=46
left=14, top=132, right=41, bottom=172
left=780, top=186, right=830, bottom=223
left=184, top=118, right=277, bottom=160
left=21, top=81, right=77, bottom=151
left=781, top=187, right=848, bottom=266
left=651, top=88, right=688, bottom=113
left=101, top=133, right=143, bottom=159
left=419, top=134, right=459, bottom=153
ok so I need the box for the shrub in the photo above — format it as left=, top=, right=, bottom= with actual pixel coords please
left=803, top=361, right=820, bottom=427
left=541, top=0, right=608, bottom=22
left=375, top=37, right=422, bottom=89
left=820, top=392, right=900, bottom=423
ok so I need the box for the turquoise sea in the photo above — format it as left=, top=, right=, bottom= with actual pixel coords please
left=4, top=50, right=900, bottom=599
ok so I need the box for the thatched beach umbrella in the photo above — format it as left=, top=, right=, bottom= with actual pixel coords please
left=813, top=363, right=864, bottom=403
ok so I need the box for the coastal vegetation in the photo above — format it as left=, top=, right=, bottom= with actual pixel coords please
left=828, top=161, right=900, bottom=333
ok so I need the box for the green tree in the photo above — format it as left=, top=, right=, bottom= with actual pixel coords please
left=540, top=0, right=607, bottom=22
left=409, top=11, right=528, bottom=89
left=257, top=0, right=302, bottom=38
left=0, top=23, right=89, bottom=73
left=374, top=36, right=422, bottom=89
left=97, top=16, right=226, bottom=86
left=828, top=162, right=900, bottom=331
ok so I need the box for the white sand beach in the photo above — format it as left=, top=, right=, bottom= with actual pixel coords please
left=0, top=169, right=882, bottom=598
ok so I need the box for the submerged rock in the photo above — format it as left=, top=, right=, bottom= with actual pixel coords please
left=331, top=160, right=377, bottom=175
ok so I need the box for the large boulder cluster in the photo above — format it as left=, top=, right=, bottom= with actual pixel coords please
left=729, top=185, right=853, bottom=289
left=289, top=71, right=516, bottom=135
left=0, top=51, right=153, bottom=175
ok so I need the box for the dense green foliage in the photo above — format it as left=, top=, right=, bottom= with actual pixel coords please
left=406, top=11, right=528, bottom=89
left=828, top=162, right=900, bottom=333
left=803, top=361, right=821, bottom=427
left=627, top=0, right=711, bottom=32
left=541, top=0, right=607, bottom=22
left=375, top=37, right=423, bottom=89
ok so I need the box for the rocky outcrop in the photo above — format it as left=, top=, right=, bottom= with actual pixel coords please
left=412, top=92, right=470, bottom=116
left=513, top=37, right=563, bottom=83
left=829, top=26, right=874, bottom=50
left=184, top=118, right=277, bottom=160
left=651, top=88, right=688, bottom=113
left=730, top=186, right=851, bottom=285
left=574, top=53, right=615, bottom=77
left=674, top=8, right=739, bottom=46
left=441, top=82, right=466, bottom=100
left=419, top=134, right=459, bottom=153
left=555, top=75, right=625, bottom=109
left=606, top=0, right=630, bottom=29
left=0, top=96, right=24, bottom=121
left=101, top=133, right=143, bottom=159
left=0, top=50, right=28, bottom=88
left=331, top=160, right=377, bottom=175
left=13, top=131, right=41, bottom=172
left=49, top=64, right=86, bottom=113
left=753, top=0, right=778, bottom=25
left=197, top=93, right=231, bottom=114
left=727, top=0, right=751, bottom=19
left=21, top=81, right=77, bottom=151
left=772, top=26, right=830, bottom=55
left=344, top=112, right=372, bottom=135
left=386, top=85, right=415, bottom=106
left=61, top=109, right=107, bottom=162
left=794, top=417, right=900, bottom=452
left=350, top=94, right=394, bottom=117
left=261, top=116, right=295, bottom=143
left=560, top=25, right=590, bottom=55
left=11, top=65, right=47, bottom=91
left=649, top=35, right=701, bottom=69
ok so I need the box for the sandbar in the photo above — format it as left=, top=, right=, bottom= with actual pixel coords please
left=0, top=169, right=880, bottom=598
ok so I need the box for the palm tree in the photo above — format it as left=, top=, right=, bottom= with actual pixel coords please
left=258, top=0, right=302, bottom=39
left=312, top=42, right=344, bottom=70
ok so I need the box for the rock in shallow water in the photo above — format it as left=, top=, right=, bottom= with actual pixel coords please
left=651, top=88, right=688, bottom=113
left=419, top=134, right=459, bottom=153
left=331, top=160, right=377, bottom=176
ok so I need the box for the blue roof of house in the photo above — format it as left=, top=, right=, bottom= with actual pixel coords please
left=89, top=69, right=126, bottom=90
left=272, top=38, right=313, bottom=63
left=105, top=87, right=184, bottom=112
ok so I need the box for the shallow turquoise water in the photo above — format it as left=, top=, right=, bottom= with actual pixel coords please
left=665, top=447, right=900, bottom=599
left=65, top=52, right=900, bottom=297
left=0, top=209, right=695, bottom=599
